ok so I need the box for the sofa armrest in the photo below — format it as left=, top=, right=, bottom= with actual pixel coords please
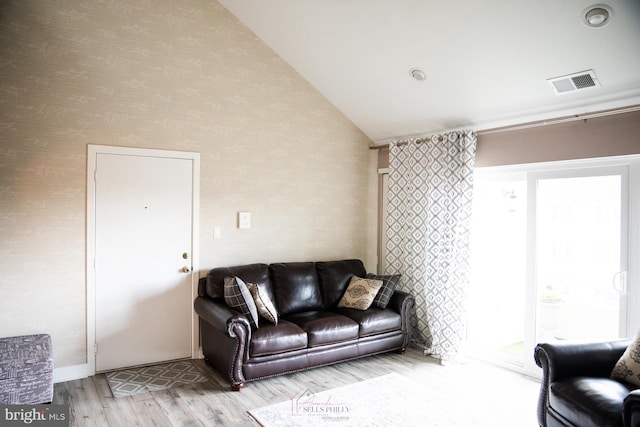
left=388, top=290, right=414, bottom=314
left=194, top=296, right=251, bottom=334
left=534, top=340, right=629, bottom=383
left=624, top=389, right=640, bottom=427
left=194, top=296, right=251, bottom=390
left=388, top=290, right=415, bottom=349
left=534, top=339, right=630, bottom=427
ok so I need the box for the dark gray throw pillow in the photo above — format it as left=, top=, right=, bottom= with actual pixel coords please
left=224, top=276, right=259, bottom=328
left=365, top=273, right=401, bottom=309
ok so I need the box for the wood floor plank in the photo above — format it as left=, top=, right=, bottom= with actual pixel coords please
left=54, top=348, right=541, bottom=426
left=53, top=380, right=71, bottom=406
left=65, top=377, right=108, bottom=426
left=153, top=387, right=206, bottom=427
left=172, top=383, right=225, bottom=426
left=128, top=396, right=174, bottom=427
left=92, top=375, right=144, bottom=427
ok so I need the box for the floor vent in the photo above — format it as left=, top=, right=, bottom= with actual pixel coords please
left=548, top=70, right=600, bottom=95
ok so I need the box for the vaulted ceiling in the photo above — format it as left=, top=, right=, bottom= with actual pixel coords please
left=218, top=0, right=640, bottom=144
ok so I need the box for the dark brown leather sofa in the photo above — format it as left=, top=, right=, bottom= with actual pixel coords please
left=534, top=340, right=640, bottom=427
left=194, top=259, right=414, bottom=390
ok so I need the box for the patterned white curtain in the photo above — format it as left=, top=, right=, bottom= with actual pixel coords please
left=386, top=130, right=476, bottom=363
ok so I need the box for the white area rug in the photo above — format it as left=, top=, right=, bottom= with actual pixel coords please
left=105, top=360, right=208, bottom=398
left=249, top=373, right=495, bottom=427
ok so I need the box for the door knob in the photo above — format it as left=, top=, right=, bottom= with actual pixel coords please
left=181, top=266, right=190, bottom=273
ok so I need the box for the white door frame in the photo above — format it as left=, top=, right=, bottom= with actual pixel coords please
left=377, top=168, right=389, bottom=274
left=86, top=144, right=200, bottom=375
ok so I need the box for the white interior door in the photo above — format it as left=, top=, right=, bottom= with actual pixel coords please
left=93, top=150, right=195, bottom=372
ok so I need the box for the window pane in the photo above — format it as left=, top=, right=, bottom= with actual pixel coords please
left=468, top=178, right=527, bottom=363
left=535, top=175, right=622, bottom=342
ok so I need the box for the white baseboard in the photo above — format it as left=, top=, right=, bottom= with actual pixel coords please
left=53, top=363, right=91, bottom=383
left=194, top=346, right=204, bottom=359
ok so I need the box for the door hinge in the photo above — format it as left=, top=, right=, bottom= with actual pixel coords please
left=94, top=343, right=98, bottom=354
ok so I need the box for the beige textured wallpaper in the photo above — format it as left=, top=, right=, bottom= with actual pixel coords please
left=0, top=0, right=373, bottom=369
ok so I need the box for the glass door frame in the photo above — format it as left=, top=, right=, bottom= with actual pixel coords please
left=472, top=154, right=640, bottom=377
left=524, top=164, right=630, bottom=375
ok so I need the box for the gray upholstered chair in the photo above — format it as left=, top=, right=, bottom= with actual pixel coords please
left=0, top=334, right=53, bottom=404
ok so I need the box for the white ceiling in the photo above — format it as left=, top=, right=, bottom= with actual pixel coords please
left=217, top=0, right=640, bottom=144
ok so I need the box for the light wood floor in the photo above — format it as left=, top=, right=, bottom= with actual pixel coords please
left=54, top=348, right=542, bottom=426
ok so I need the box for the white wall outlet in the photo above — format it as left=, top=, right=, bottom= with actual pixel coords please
left=238, top=212, right=251, bottom=229
left=213, top=226, right=221, bottom=239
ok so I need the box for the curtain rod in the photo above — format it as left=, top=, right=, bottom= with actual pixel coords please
left=369, top=104, right=640, bottom=150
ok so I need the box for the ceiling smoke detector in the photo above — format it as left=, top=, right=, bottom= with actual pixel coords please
left=547, top=70, right=601, bottom=95
left=583, top=4, right=613, bottom=28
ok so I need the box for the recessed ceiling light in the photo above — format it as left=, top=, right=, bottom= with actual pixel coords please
left=583, top=4, right=613, bottom=28
left=410, top=69, right=427, bottom=82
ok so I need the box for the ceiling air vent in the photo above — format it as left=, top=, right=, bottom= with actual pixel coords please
left=547, top=70, right=600, bottom=95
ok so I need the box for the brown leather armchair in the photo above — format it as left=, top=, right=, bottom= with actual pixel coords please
left=534, top=340, right=640, bottom=427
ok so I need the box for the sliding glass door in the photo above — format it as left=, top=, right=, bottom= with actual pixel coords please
left=467, top=157, right=637, bottom=375
left=468, top=175, right=527, bottom=367
left=533, top=172, right=626, bottom=341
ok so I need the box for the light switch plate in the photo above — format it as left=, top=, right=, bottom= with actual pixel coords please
left=238, top=212, right=251, bottom=229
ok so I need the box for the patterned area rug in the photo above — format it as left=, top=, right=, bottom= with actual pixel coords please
left=249, top=373, right=497, bottom=427
left=105, top=360, right=208, bottom=398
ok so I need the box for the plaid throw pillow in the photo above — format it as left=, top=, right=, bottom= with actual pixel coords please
left=365, top=273, right=401, bottom=309
left=224, top=276, right=259, bottom=328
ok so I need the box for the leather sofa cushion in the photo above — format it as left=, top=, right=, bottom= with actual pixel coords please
left=202, top=263, right=271, bottom=300
left=334, top=307, right=401, bottom=337
left=550, top=377, right=632, bottom=427
left=316, top=259, right=366, bottom=309
left=270, top=262, right=323, bottom=316
left=285, top=311, right=359, bottom=347
left=250, top=320, right=307, bottom=357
